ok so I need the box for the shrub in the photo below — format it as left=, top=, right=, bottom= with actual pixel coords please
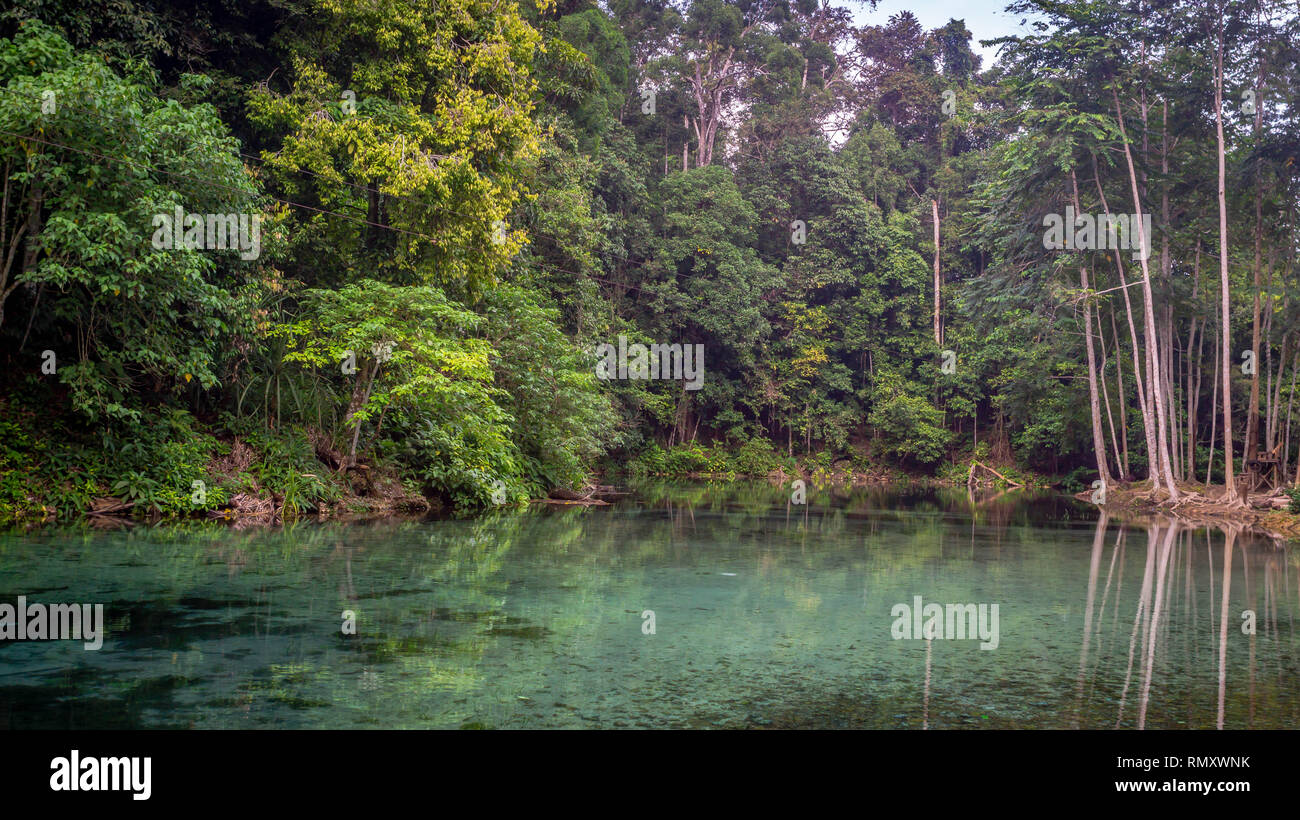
left=868, top=394, right=951, bottom=467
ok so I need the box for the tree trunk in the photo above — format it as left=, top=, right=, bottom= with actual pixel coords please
left=1212, top=17, right=1240, bottom=504
left=1207, top=328, right=1219, bottom=487
left=1071, top=170, right=1112, bottom=484
left=1244, top=50, right=1267, bottom=464
left=1111, top=308, right=1131, bottom=477
left=932, top=198, right=942, bottom=345
left=1113, top=88, right=1179, bottom=500
left=344, top=358, right=379, bottom=468
left=1099, top=317, right=1124, bottom=475
left=1093, top=153, right=1160, bottom=493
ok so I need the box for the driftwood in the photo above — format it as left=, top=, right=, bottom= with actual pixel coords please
left=548, top=484, right=629, bottom=502
left=534, top=497, right=610, bottom=506
left=1248, top=491, right=1293, bottom=511
left=548, top=487, right=588, bottom=501
left=966, top=461, right=1023, bottom=488
left=86, top=497, right=134, bottom=516
left=589, top=486, right=630, bottom=502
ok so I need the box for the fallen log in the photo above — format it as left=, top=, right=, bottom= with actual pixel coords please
left=533, top=497, right=609, bottom=506
left=967, top=461, right=1024, bottom=488
left=548, top=487, right=589, bottom=501
left=87, top=497, right=134, bottom=516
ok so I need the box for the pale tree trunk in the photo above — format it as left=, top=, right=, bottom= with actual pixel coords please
left=1072, top=170, right=1112, bottom=485
left=1264, top=259, right=1281, bottom=449
left=1245, top=150, right=1263, bottom=463
left=1269, top=308, right=1289, bottom=455
left=1191, top=317, right=1205, bottom=480
left=1113, top=87, right=1179, bottom=500
left=1168, top=308, right=1179, bottom=479
left=1207, top=328, right=1220, bottom=487
left=932, top=198, right=942, bottom=346
left=1093, top=152, right=1161, bottom=494
left=1213, top=16, right=1240, bottom=504
left=1244, top=53, right=1267, bottom=463
left=687, top=44, right=738, bottom=168
left=1269, top=334, right=1288, bottom=452
left=682, top=118, right=689, bottom=172
left=1286, top=347, right=1298, bottom=481
left=1111, top=308, right=1131, bottom=477
left=1186, top=241, right=1203, bottom=478
left=1099, top=317, right=1125, bottom=475
left=1160, top=101, right=1181, bottom=481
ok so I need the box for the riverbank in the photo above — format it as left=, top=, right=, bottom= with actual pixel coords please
left=5, top=406, right=1297, bottom=541
left=1072, top=480, right=1300, bottom=539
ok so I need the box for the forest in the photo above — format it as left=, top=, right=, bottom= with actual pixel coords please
left=1, top=0, right=1298, bottom=522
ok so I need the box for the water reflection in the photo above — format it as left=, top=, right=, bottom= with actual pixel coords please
left=1067, top=513, right=1296, bottom=731
left=0, top=483, right=1295, bottom=729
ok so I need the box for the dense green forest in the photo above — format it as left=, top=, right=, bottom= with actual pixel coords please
left=1, top=0, right=1298, bottom=520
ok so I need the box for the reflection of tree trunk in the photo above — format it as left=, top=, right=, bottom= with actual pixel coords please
left=1096, top=525, right=1125, bottom=665
left=1242, top=535, right=1255, bottom=727
left=922, top=637, right=931, bottom=730
left=1116, top=531, right=1156, bottom=728
left=1216, top=527, right=1236, bottom=730
left=1075, top=513, right=1109, bottom=727
left=1139, top=523, right=1176, bottom=730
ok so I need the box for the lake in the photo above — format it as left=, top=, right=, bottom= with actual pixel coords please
left=1, top=482, right=1296, bottom=729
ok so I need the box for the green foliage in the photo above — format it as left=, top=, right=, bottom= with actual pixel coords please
left=478, top=283, right=615, bottom=494
left=219, top=416, right=341, bottom=514
left=245, top=0, right=544, bottom=294
left=0, top=393, right=226, bottom=519
left=729, top=438, right=785, bottom=476
left=5, top=0, right=1298, bottom=521
left=0, top=21, right=266, bottom=424
left=630, top=438, right=793, bottom=478
left=868, top=393, right=951, bottom=468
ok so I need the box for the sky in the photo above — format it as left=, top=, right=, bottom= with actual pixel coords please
left=846, top=0, right=1046, bottom=68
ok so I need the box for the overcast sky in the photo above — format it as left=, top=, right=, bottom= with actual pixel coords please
left=846, top=0, right=1046, bottom=68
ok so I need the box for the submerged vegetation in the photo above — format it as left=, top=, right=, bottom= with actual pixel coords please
left=0, top=1, right=1298, bottom=525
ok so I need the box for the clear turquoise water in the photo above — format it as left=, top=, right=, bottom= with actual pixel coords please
left=0, top=482, right=1296, bottom=729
